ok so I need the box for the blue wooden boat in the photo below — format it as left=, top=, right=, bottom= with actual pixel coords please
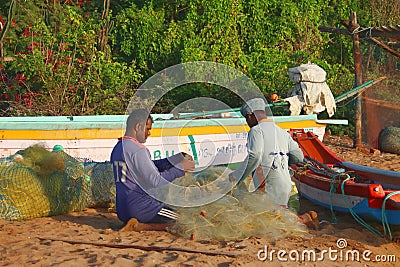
left=290, top=129, right=400, bottom=226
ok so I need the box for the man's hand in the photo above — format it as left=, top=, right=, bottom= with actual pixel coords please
left=181, top=158, right=195, bottom=172
left=229, top=173, right=236, bottom=183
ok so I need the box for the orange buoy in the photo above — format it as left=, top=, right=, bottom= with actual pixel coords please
left=270, top=93, right=279, bottom=102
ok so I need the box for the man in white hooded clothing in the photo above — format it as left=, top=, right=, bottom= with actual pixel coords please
left=229, top=98, right=304, bottom=208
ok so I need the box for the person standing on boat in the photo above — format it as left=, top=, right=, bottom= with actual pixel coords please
left=110, top=108, right=195, bottom=230
left=229, top=98, right=304, bottom=208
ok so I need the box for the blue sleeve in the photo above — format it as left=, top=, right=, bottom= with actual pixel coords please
left=159, top=165, right=185, bottom=182
left=153, top=158, right=173, bottom=172
left=153, top=153, right=184, bottom=172
left=153, top=153, right=185, bottom=172
left=130, top=149, right=184, bottom=189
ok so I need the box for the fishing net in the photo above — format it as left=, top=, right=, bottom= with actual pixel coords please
left=84, top=162, right=116, bottom=209
left=0, top=144, right=90, bottom=221
left=166, top=167, right=307, bottom=241
left=362, top=81, right=400, bottom=152
left=357, top=28, right=400, bottom=151
left=1, top=145, right=305, bottom=242
left=0, top=164, right=50, bottom=220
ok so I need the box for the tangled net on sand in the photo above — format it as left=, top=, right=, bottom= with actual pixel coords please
left=1, top=145, right=307, bottom=241
left=0, top=145, right=90, bottom=220
left=84, top=162, right=116, bottom=209
left=163, top=167, right=308, bottom=241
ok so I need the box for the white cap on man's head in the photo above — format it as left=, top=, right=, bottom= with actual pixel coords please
left=240, top=98, right=266, bottom=116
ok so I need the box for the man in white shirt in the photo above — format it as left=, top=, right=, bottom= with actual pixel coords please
left=229, top=98, right=304, bottom=207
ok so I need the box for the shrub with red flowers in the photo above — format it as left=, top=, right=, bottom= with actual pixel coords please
left=1, top=2, right=141, bottom=116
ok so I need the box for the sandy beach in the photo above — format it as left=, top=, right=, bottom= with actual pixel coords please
left=1, top=135, right=399, bottom=266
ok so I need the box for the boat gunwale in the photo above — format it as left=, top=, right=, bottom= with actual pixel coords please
left=0, top=114, right=338, bottom=131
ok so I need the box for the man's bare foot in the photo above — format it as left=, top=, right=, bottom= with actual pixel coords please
left=119, top=218, right=140, bottom=232
left=120, top=218, right=174, bottom=232
left=298, top=211, right=320, bottom=230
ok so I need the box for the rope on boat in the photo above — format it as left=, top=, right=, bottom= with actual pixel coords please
left=339, top=176, right=400, bottom=240
left=299, top=158, right=341, bottom=223
left=297, top=149, right=400, bottom=240
left=340, top=175, right=384, bottom=237
left=381, top=191, right=400, bottom=240
left=329, top=174, right=339, bottom=224
left=306, top=159, right=399, bottom=240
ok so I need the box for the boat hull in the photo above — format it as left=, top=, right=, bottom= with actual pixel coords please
left=0, top=114, right=335, bottom=167
left=290, top=129, right=400, bottom=225
left=295, top=179, right=400, bottom=225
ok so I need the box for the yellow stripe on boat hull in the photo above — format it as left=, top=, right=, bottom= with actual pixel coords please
left=0, top=120, right=323, bottom=140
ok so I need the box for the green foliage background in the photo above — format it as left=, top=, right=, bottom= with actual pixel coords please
left=0, top=0, right=398, bottom=134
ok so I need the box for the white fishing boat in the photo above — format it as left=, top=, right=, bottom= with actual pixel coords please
left=0, top=112, right=346, bottom=168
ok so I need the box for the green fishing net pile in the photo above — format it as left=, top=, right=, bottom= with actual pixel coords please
left=379, top=126, right=400, bottom=154
left=1, top=146, right=306, bottom=241
left=0, top=145, right=90, bottom=221
left=84, top=162, right=116, bottom=209
left=164, top=167, right=307, bottom=241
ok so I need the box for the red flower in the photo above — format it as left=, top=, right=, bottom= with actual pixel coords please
left=22, top=92, right=39, bottom=107
left=0, top=16, right=6, bottom=26
left=52, top=62, right=59, bottom=71
left=1, top=93, right=9, bottom=100
left=23, top=28, right=30, bottom=37
left=27, top=42, right=39, bottom=51
left=24, top=98, right=33, bottom=107
left=15, top=73, right=27, bottom=85
left=59, top=41, right=69, bottom=51
left=16, top=51, right=27, bottom=57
